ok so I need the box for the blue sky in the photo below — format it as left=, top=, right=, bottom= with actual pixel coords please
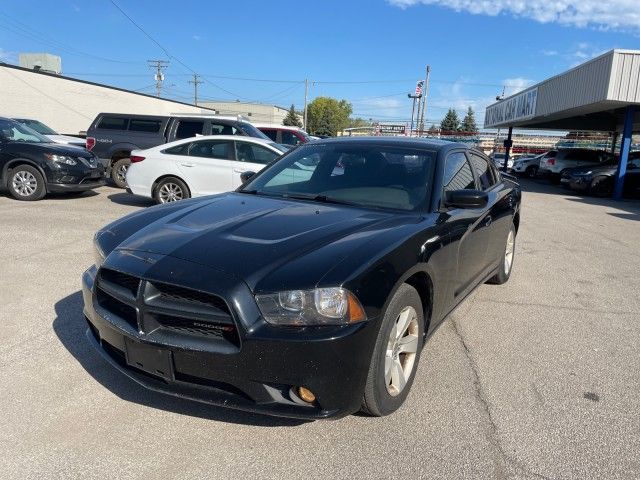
left=0, top=0, right=638, bottom=127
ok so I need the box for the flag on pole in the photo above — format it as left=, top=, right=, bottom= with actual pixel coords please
left=415, top=80, right=424, bottom=96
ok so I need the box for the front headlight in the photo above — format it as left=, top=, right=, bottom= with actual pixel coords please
left=255, top=287, right=366, bottom=326
left=93, top=233, right=106, bottom=268
left=44, top=153, right=77, bottom=166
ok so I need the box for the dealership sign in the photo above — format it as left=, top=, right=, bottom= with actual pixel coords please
left=376, top=123, right=406, bottom=135
left=485, top=87, right=538, bottom=128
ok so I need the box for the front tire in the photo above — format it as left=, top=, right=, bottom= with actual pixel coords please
left=153, top=177, right=190, bottom=204
left=7, top=165, right=46, bottom=201
left=525, top=165, right=538, bottom=178
left=111, top=158, right=131, bottom=188
left=487, top=223, right=516, bottom=285
left=589, top=176, right=613, bottom=197
left=361, top=284, right=424, bottom=417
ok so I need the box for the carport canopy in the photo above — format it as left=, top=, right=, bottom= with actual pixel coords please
left=485, top=49, right=640, bottom=199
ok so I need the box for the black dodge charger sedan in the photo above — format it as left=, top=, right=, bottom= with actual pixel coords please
left=82, top=137, right=521, bottom=419
left=0, top=117, right=105, bottom=201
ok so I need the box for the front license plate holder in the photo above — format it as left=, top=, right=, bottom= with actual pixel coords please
left=124, top=338, right=174, bottom=381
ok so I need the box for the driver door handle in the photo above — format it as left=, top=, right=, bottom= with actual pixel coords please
left=181, top=163, right=195, bottom=167
left=233, top=168, right=244, bottom=173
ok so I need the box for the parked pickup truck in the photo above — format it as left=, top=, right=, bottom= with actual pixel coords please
left=86, top=113, right=270, bottom=187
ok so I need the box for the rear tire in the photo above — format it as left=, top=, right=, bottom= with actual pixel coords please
left=153, top=177, right=190, bottom=204
left=361, top=284, right=424, bottom=417
left=7, top=165, right=46, bottom=201
left=111, top=158, right=131, bottom=189
left=487, top=223, right=516, bottom=285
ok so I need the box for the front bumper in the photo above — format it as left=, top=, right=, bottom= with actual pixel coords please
left=81, top=260, right=380, bottom=420
left=46, top=165, right=107, bottom=192
left=568, top=177, right=591, bottom=191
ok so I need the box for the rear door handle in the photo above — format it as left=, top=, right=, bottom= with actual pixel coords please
left=233, top=168, right=244, bottom=173
left=181, top=163, right=195, bottom=167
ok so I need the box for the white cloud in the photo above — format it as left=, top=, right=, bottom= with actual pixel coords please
left=192, top=34, right=202, bottom=41
left=541, top=49, right=558, bottom=56
left=387, top=0, right=640, bottom=31
left=503, top=77, right=534, bottom=95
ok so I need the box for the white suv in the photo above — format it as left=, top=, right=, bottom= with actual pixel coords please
left=539, top=148, right=614, bottom=182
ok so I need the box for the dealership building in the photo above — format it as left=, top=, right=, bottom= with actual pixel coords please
left=0, top=62, right=213, bottom=136
left=486, top=49, right=640, bottom=199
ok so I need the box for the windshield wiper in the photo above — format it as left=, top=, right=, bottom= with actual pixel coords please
left=283, top=193, right=357, bottom=206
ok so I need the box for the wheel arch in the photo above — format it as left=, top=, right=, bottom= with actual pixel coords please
left=2, top=158, right=48, bottom=190
left=151, top=174, right=192, bottom=198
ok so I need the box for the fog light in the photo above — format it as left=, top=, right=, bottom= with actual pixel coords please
left=297, top=386, right=316, bottom=404
left=61, top=175, right=75, bottom=183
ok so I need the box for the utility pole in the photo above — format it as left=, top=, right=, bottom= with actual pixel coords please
left=148, top=59, right=169, bottom=97
left=303, top=78, right=309, bottom=131
left=418, top=65, right=431, bottom=133
left=188, top=73, right=204, bottom=106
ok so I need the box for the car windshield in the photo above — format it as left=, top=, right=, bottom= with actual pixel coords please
left=0, top=119, right=53, bottom=143
left=269, top=142, right=289, bottom=153
left=240, top=143, right=436, bottom=212
left=239, top=122, right=271, bottom=140
left=15, top=119, right=58, bottom=135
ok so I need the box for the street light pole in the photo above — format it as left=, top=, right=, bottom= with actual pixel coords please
left=408, top=94, right=421, bottom=137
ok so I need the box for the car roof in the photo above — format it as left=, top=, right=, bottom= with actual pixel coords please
left=153, top=135, right=278, bottom=150
left=252, top=123, right=303, bottom=131
left=310, top=135, right=466, bottom=152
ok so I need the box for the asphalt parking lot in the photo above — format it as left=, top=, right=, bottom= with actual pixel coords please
left=1, top=181, right=639, bottom=479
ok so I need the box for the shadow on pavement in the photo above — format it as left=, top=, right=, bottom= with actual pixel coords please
left=519, top=178, right=640, bottom=214
left=53, top=291, right=306, bottom=427
left=107, top=192, right=155, bottom=208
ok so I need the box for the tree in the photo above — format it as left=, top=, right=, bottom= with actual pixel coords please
left=460, top=107, right=478, bottom=133
left=348, top=117, right=372, bottom=129
left=306, top=97, right=353, bottom=136
left=440, top=108, right=460, bottom=133
left=282, top=104, right=302, bottom=127
left=428, top=124, right=439, bottom=134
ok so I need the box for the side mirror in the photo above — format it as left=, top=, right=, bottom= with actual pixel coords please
left=444, top=189, right=488, bottom=209
left=240, top=171, right=256, bottom=183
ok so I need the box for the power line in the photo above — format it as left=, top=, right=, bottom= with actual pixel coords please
left=108, top=0, right=245, bottom=100
left=0, top=11, right=142, bottom=64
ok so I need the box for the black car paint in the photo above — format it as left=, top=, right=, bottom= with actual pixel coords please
left=566, top=153, right=640, bottom=196
left=0, top=134, right=106, bottom=193
left=82, top=138, right=521, bottom=419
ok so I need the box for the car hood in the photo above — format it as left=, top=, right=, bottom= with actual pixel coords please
left=4, top=141, right=92, bottom=157
left=569, top=164, right=617, bottom=175
left=110, top=193, right=420, bottom=291
left=46, top=134, right=85, bottom=145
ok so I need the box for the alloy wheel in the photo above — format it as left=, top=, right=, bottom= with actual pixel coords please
left=116, top=164, right=128, bottom=184
left=504, top=228, right=515, bottom=275
left=12, top=171, right=38, bottom=197
left=158, top=183, right=184, bottom=203
left=385, top=306, right=419, bottom=397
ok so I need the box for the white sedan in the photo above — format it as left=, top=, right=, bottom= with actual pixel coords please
left=126, top=135, right=288, bottom=203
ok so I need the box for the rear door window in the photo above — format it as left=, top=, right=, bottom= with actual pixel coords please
left=97, top=116, right=128, bottom=130
left=188, top=139, right=233, bottom=159
left=129, top=119, right=162, bottom=133
left=210, top=123, right=238, bottom=135
left=175, top=120, right=205, bottom=139
left=444, top=152, right=476, bottom=192
left=260, top=129, right=278, bottom=142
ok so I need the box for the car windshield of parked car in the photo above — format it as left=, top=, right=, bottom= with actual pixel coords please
left=240, top=143, right=436, bottom=212
left=238, top=122, right=271, bottom=140
left=269, top=142, right=289, bottom=154
left=0, top=119, right=52, bottom=143
left=15, top=119, right=58, bottom=135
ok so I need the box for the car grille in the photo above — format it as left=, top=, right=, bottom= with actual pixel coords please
left=95, top=268, right=239, bottom=346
